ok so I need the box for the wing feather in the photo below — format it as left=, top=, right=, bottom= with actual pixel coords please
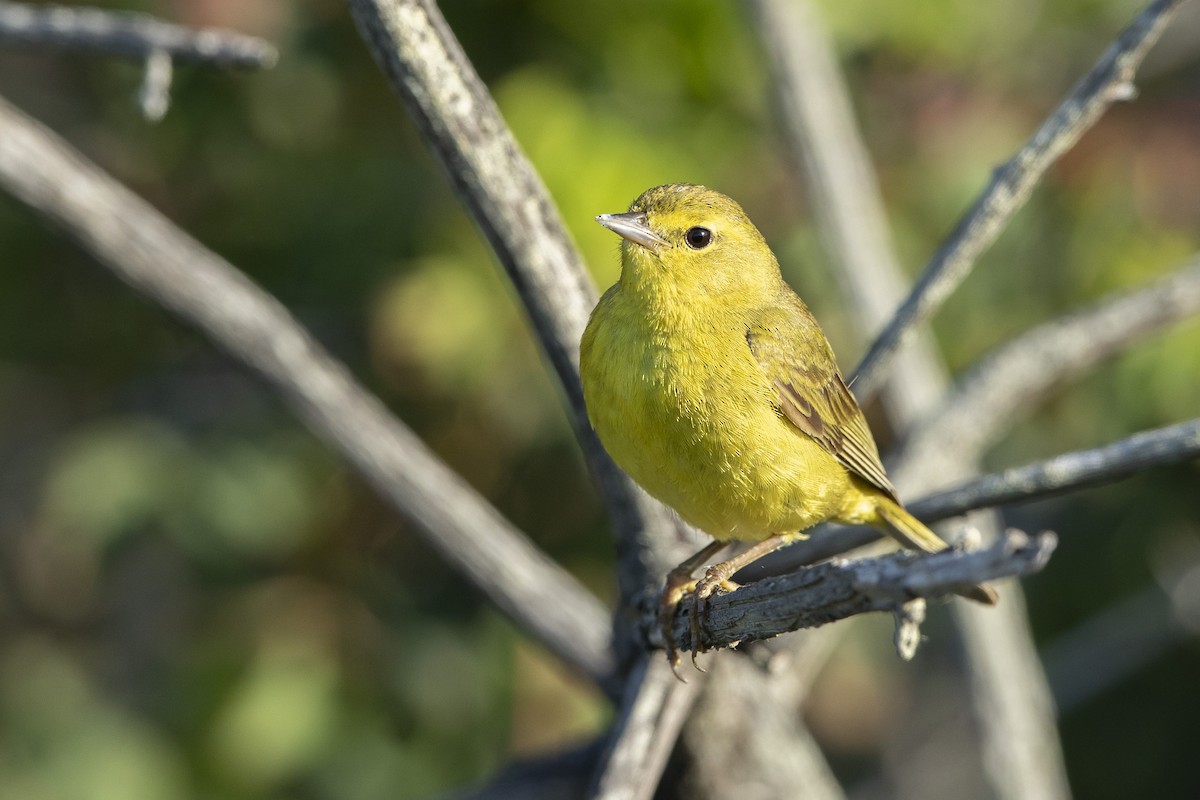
left=747, top=298, right=897, bottom=500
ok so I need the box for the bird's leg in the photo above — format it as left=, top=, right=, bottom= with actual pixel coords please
left=690, top=533, right=791, bottom=669
left=660, top=540, right=731, bottom=675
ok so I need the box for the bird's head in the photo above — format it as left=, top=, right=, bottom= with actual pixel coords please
left=596, top=184, right=782, bottom=301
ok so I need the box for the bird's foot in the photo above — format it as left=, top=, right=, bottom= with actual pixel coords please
left=688, top=565, right=741, bottom=671
left=659, top=567, right=699, bottom=680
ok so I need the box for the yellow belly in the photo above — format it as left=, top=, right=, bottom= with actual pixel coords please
left=580, top=293, right=855, bottom=542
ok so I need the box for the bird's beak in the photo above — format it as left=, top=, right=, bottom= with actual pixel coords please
left=595, top=212, right=670, bottom=252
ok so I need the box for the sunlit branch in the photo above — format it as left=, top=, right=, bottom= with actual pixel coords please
left=654, top=530, right=1056, bottom=657
left=762, top=417, right=1200, bottom=571
left=748, top=0, right=949, bottom=423
left=902, top=255, right=1200, bottom=471
left=911, top=419, right=1200, bottom=521
left=851, top=0, right=1186, bottom=401
left=0, top=93, right=616, bottom=690
left=748, top=1, right=1072, bottom=795
left=346, top=0, right=690, bottom=634
left=345, top=5, right=704, bottom=796
left=0, top=2, right=277, bottom=119
left=0, top=1, right=277, bottom=67
left=587, top=657, right=705, bottom=800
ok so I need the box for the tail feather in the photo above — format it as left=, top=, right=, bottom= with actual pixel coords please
left=875, top=496, right=998, bottom=606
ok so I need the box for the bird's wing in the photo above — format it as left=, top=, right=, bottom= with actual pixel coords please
left=746, top=297, right=897, bottom=500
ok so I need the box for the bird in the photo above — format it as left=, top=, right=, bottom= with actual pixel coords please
left=580, top=183, right=996, bottom=667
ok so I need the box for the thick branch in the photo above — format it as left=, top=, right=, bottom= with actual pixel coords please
left=681, top=655, right=848, bottom=800
left=749, top=3, right=1076, bottom=798
left=0, top=1, right=278, bottom=68
left=587, top=657, right=704, bottom=800
left=0, top=93, right=615, bottom=688
left=650, top=530, right=1056, bottom=657
left=345, top=0, right=688, bottom=636
left=851, top=0, right=1185, bottom=401
left=748, top=0, right=949, bottom=423
left=911, top=419, right=1200, bottom=521
left=345, top=5, right=700, bottom=795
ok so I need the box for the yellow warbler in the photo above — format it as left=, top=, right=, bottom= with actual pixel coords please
left=580, top=184, right=996, bottom=665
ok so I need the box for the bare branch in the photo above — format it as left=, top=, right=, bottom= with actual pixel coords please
left=345, top=0, right=689, bottom=624
left=851, top=0, right=1186, bottom=401
left=681, top=655, right=848, bottom=800
left=344, top=6, right=742, bottom=799
left=346, top=0, right=593, bottom=396
left=910, top=419, right=1200, bottom=521
left=747, top=0, right=949, bottom=423
left=0, top=1, right=278, bottom=68
left=345, top=5, right=702, bottom=794
left=903, top=254, right=1200, bottom=471
left=651, top=530, right=1056, bottom=658
left=0, top=93, right=616, bottom=689
left=772, top=255, right=1200, bottom=571
left=137, top=47, right=173, bottom=121
left=587, top=657, right=705, bottom=800
left=772, top=411, right=1200, bottom=568
left=749, top=3, right=1072, bottom=797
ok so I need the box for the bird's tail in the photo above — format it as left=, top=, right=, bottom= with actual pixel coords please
left=874, top=495, right=998, bottom=606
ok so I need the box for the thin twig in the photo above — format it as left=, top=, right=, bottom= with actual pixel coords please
left=885, top=251, right=1200, bottom=796
left=651, top=530, right=1056, bottom=657
left=0, top=1, right=278, bottom=68
left=768, top=409, right=1200, bottom=566
left=0, top=93, right=616, bottom=690
left=137, top=47, right=173, bottom=120
left=910, top=419, right=1200, bottom=521
left=851, top=0, right=1186, bottom=402
left=902, top=254, right=1200, bottom=473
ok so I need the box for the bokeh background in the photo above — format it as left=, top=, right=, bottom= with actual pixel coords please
left=2, top=0, right=1199, bottom=798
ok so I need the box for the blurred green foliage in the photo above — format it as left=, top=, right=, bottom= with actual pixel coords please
left=1, top=1, right=1199, bottom=798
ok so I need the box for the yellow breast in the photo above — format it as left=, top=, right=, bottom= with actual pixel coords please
left=580, top=285, right=851, bottom=541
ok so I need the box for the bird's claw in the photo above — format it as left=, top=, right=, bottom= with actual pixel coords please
left=687, top=570, right=740, bottom=670
left=659, top=558, right=740, bottom=678
left=659, top=572, right=697, bottom=678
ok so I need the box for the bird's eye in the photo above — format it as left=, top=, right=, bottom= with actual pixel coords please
left=684, top=227, right=712, bottom=249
